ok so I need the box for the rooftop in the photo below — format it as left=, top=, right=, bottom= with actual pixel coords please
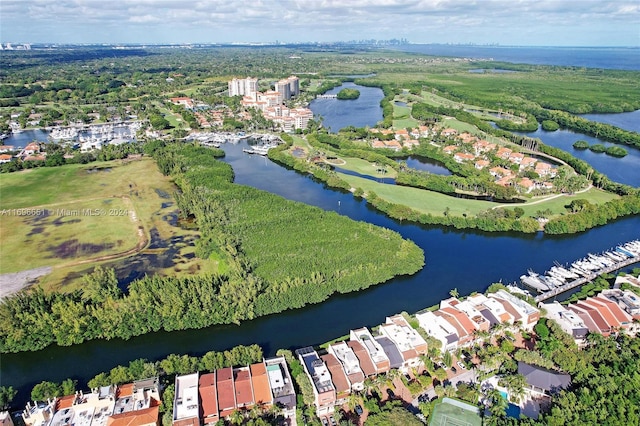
left=296, top=347, right=335, bottom=395
left=174, top=373, right=199, bottom=422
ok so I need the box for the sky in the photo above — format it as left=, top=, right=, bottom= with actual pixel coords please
left=1, top=0, right=639, bottom=47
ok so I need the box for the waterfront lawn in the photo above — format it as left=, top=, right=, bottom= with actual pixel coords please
left=339, top=173, right=495, bottom=217
left=335, top=156, right=398, bottom=179
left=512, top=187, right=619, bottom=216
left=340, top=171, right=619, bottom=220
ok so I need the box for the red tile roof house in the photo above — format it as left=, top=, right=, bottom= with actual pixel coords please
left=107, top=406, right=160, bottom=426
left=0, top=154, right=12, bottom=163
left=350, top=328, right=390, bottom=374
left=569, top=303, right=612, bottom=336
left=584, top=297, right=632, bottom=330
left=454, top=152, right=475, bottom=163
left=443, top=145, right=457, bottom=154
left=508, top=152, right=525, bottom=164
left=321, top=353, right=351, bottom=404
left=346, top=340, right=377, bottom=377
left=434, top=307, right=477, bottom=346
left=198, top=373, right=218, bottom=425
left=441, top=128, right=458, bottom=137
left=519, top=157, right=538, bottom=170
left=216, top=367, right=236, bottom=419
left=250, top=362, right=273, bottom=407
left=394, top=129, right=409, bottom=140
left=496, top=147, right=512, bottom=160
left=233, top=367, right=254, bottom=410
left=475, top=160, right=490, bottom=170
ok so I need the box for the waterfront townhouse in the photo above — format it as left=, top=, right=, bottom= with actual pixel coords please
left=24, top=380, right=160, bottom=426
left=541, top=302, right=589, bottom=343
left=320, top=353, right=351, bottom=405
left=489, top=290, right=540, bottom=330
left=249, top=363, right=272, bottom=407
left=589, top=297, right=633, bottom=330
left=465, top=293, right=514, bottom=327
left=350, top=328, right=390, bottom=374
left=434, top=307, right=477, bottom=346
left=327, top=342, right=365, bottom=391
left=173, top=373, right=199, bottom=426
left=346, top=340, right=378, bottom=377
left=440, top=298, right=490, bottom=333
left=215, top=368, right=235, bottom=419
left=378, top=315, right=428, bottom=370
left=295, top=347, right=336, bottom=416
left=374, top=336, right=405, bottom=370
left=264, top=357, right=296, bottom=421
left=198, top=373, right=218, bottom=425
left=568, top=303, right=612, bottom=336
left=600, top=289, right=640, bottom=320
left=415, top=310, right=459, bottom=353
left=232, top=367, right=254, bottom=410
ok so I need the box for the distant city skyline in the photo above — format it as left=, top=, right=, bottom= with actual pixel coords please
left=1, top=0, right=638, bottom=47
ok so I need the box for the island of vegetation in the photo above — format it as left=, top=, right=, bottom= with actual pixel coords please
left=336, top=88, right=361, bottom=100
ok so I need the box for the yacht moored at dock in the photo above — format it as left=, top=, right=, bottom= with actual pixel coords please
left=518, top=240, right=640, bottom=302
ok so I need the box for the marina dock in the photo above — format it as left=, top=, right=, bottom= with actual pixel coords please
left=521, top=240, right=640, bottom=303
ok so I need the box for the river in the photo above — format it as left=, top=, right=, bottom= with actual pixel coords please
left=3, top=85, right=640, bottom=409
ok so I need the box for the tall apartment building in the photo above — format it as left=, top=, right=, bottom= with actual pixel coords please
left=275, top=76, right=300, bottom=100
left=228, top=77, right=258, bottom=97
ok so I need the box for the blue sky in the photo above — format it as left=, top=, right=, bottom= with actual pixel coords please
left=1, top=0, right=639, bottom=46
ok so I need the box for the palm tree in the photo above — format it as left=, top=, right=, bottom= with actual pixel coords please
left=229, top=409, right=245, bottom=425
left=486, top=388, right=508, bottom=418
left=449, top=287, right=459, bottom=298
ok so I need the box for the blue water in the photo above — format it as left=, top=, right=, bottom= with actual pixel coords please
left=389, top=45, right=640, bottom=70
left=309, top=82, right=384, bottom=132
left=503, top=125, right=640, bottom=187
left=579, top=110, right=640, bottom=133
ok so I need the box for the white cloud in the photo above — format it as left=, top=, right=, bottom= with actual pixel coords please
left=1, top=0, right=638, bottom=45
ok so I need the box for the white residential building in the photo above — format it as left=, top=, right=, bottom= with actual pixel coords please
left=415, top=310, right=459, bottom=353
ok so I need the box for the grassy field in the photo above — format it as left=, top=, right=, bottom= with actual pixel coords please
left=0, top=158, right=219, bottom=291
left=339, top=173, right=496, bottom=217
left=338, top=173, right=619, bottom=219
left=392, top=102, right=419, bottom=129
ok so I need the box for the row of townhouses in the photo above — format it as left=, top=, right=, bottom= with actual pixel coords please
left=21, top=379, right=161, bottom=426
left=172, top=357, right=295, bottom=426
left=417, top=290, right=540, bottom=353
left=542, top=288, right=640, bottom=343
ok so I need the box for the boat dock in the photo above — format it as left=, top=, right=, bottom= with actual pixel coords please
left=521, top=240, right=640, bottom=303
left=534, top=254, right=640, bottom=302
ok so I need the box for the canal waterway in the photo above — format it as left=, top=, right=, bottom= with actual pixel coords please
left=3, top=84, right=640, bottom=408
left=3, top=138, right=639, bottom=406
